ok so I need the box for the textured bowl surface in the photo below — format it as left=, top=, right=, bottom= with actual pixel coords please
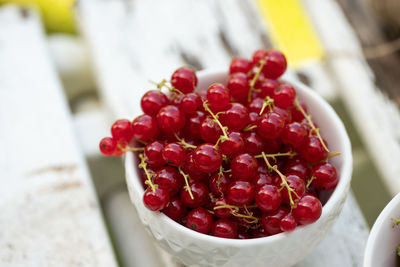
left=125, top=69, right=353, bottom=267
left=364, top=193, right=400, bottom=267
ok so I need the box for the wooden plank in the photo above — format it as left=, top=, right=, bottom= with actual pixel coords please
left=0, top=6, right=117, bottom=266
left=76, top=0, right=369, bottom=266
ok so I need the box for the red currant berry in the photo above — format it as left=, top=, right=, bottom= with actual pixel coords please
left=186, top=208, right=213, bottom=234
left=254, top=172, right=275, bottom=189
left=273, top=106, right=292, bottom=123
left=252, top=49, right=269, bottom=65
left=227, top=180, right=254, bottom=205
left=184, top=110, right=205, bottom=139
left=132, top=114, right=158, bottom=141
left=263, top=138, right=282, bottom=154
left=229, top=57, right=252, bottom=74
left=141, top=90, right=169, bottom=116
left=280, top=213, right=297, bottom=232
left=182, top=152, right=209, bottom=181
left=291, top=102, right=307, bottom=122
left=163, top=197, right=187, bottom=221
left=212, top=198, right=232, bottom=219
left=255, top=184, right=281, bottom=212
left=248, top=112, right=260, bottom=126
left=311, top=162, right=338, bottom=190
left=251, top=228, right=269, bottom=238
left=259, top=79, right=279, bottom=98
left=284, top=157, right=309, bottom=180
left=111, top=119, right=134, bottom=143
left=220, top=103, right=249, bottom=131
left=220, top=131, right=245, bottom=158
left=144, top=140, right=165, bottom=167
left=231, top=153, right=258, bottom=181
left=180, top=93, right=202, bottom=114
left=143, top=187, right=169, bottom=211
left=292, top=195, right=322, bottom=225
left=200, top=116, right=223, bottom=143
left=248, top=97, right=264, bottom=113
left=156, top=105, right=186, bottom=134
left=238, top=228, right=251, bottom=239
left=244, top=132, right=264, bottom=155
left=180, top=181, right=210, bottom=208
left=162, top=142, right=186, bottom=166
left=212, top=219, right=238, bottom=239
left=193, top=144, right=223, bottom=173
left=227, top=72, right=250, bottom=101
left=171, top=66, right=198, bottom=94
left=261, top=206, right=289, bottom=235
left=298, top=136, right=328, bottom=163
left=257, top=112, right=285, bottom=139
left=206, top=83, right=231, bottom=111
left=281, top=174, right=306, bottom=204
left=273, top=83, right=296, bottom=108
left=99, top=137, right=117, bottom=156
left=281, top=122, right=307, bottom=147
left=153, top=166, right=184, bottom=196
left=209, top=172, right=231, bottom=197
left=262, top=50, right=287, bottom=79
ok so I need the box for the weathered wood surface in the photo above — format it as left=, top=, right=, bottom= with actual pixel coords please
left=0, top=6, right=117, bottom=266
left=77, top=0, right=369, bottom=266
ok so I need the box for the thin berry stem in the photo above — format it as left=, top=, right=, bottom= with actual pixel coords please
left=259, top=96, right=274, bottom=115
left=138, top=153, right=157, bottom=193
left=203, top=101, right=229, bottom=141
left=150, top=79, right=184, bottom=95
left=174, top=133, right=197, bottom=149
left=214, top=204, right=259, bottom=223
left=178, top=166, right=194, bottom=200
left=306, top=175, right=316, bottom=188
left=392, top=218, right=400, bottom=227
left=243, top=125, right=257, bottom=132
left=326, top=151, right=341, bottom=160
left=118, top=144, right=144, bottom=152
left=254, top=151, right=296, bottom=159
left=248, top=60, right=265, bottom=102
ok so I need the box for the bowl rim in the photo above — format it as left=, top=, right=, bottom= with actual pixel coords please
left=125, top=68, right=353, bottom=246
left=363, top=192, right=400, bottom=266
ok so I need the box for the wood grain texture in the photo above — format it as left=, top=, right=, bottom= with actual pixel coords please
left=0, top=6, right=117, bottom=266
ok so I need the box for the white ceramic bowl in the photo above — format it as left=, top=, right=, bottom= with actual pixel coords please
left=125, top=69, right=353, bottom=267
left=364, top=193, right=400, bottom=267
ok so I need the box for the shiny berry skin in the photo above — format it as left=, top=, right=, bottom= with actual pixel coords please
left=257, top=112, right=285, bottom=139
left=284, top=157, right=309, bottom=180
left=281, top=122, right=307, bottom=147
left=229, top=57, right=252, bottom=74
left=153, top=166, right=184, bottom=196
left=212, top=198, right=232, bottom=219
left=273, top=106, right=292, bottom=123
left=220, top=103, right=249, bottom=131
left=248, top=97, right=264, bottom=113
left=184, top=110, right=205, bottom=139
left=299, top=136, right=328, bottom=163
left=144, top=140, right=165, bottom=167
left=227, top=73, right=249, bottom=101
left=227, top=180, right=254, bottom=205
left=280, top=213, right=297, bottom=232
left=212, top=219, right=238, bottom=239
left=231, top=153, right=258, bottom=181
left=180, top=93, right=202, bottom=114
left=156, top=105, right=186, bottom=134
left=143, top=187, right=169, bottom=211
left=132, top=114, right=158, bottom=141
left=209, top=172, right=230, bottom=197
left=99, top=137, right=117, bottom=156
left=311, top=162, right=338, bottom=190
left=162, top=143, right=186, bottom=166
left=291, top=102, right=307, bottom=122
left=111, top=119, right=134, bottom=143
left=261, top=206, right=289, bottom=235
left=186, top=208, right=213, bottom=234
left=220, top=131, right=245, bottom=158
left=254, top=172, right=275, bottom=189
left=261, top=50, right=287, bottom=79
left=171, top=66, right=198, bottom=94
left=141, top=90, right=169, bottom=116
left=248, top=112, right=260, bottom=126
left=252, top=49, right=269, bottom=65
left=259, top=79, right=279, bottom=98
left=180, top=182, right=210, bottom=208
left=200, top=116, right=222, bottom=143
left=273, top=83, right=296, bottom=108
left=193, top=144, right=223, bottom=173
left=238, top=229, right=251, bottom=239
left=244, top=132, right=264, bottom=155
left=281, top=174, right=306, bottom=204
left=206, top=83, right=231, bottom=111
left=292, top=195, right=322, bottom=225
left=163, top=197, right=187, bottom=221
left=255, top=184, right=281, bottom=212
left=263, top=138, right=282, bottom=154
left=251, top=228, right=269, bottom=238
left=182, top=152, right=208, bottom=181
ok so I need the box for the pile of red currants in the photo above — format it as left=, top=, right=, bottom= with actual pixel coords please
left=99, top=49, right=340, bottom=239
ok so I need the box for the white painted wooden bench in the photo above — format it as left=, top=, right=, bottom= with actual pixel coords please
left=0, top=6, right=117, bottom=266
left=76, top=0, right=370, bottom=266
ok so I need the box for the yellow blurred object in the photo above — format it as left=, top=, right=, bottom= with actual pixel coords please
left=0, top=0, right=76, bottom=33
left=256, top=0, right=323, bottom=68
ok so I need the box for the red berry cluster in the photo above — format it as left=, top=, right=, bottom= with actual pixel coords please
left=99, top=49, right=340, bottom=239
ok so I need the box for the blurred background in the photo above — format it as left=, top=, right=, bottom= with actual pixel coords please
left=2, top=0, right=400, bottom=266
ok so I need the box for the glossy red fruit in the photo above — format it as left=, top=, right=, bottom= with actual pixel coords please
left=143, top=187, right=169, bottom=211
left=193, top=144, right=223, bottom=173
left=227, top=73, right=250, bottom=101
left=184, top=110, right=205, bottom=139
left=259, top=79, right=279, bottom=98
left=186, top=208, right=213, bottom=234
left=156, top=105, right=186, bottom=134
left=257, top=112, right=285, bottom=139
left=231, top=153, right=258, bottom=181
left=200, top=116, right=223, bottom=143
left=261, top=50, right=287, bottom=79
left=299, top=136, right=328, bottom=163
left=206, top=83, right=231, bottom=111
left=220, top=131, right=245, bottom=158
left=180, top=182, right=210, bottom=208
left=220, top=103, right=249, bottom=131
left=144, top=140, right=165, bottom=167
left=261, top=206, right=289, bottom=235
left=161, top=142, right=186, bottom=166
left=254, top=172, right=274, bottom=189
left=252, top=49, right=269, bottom=65
left=212, top=219, right=238, bottom=239
left=292, top=195, right=322, bottom=225
left=263, top=138, right=282, bottom=154
left=111, top=119, right=134, bottom=143
left=273, top=83, right=296, bottom=108
left=141, top=90, right=169, bottom=116
left=248, top=112, right=260, bottom=126
left=291, top=101, right=307, bottom=122
left=238, top=228, right=251, bottom=239
left=182, top=152, right=208, bottom=181
left=255, top=184, right=281, bottom=212
left=229, top=57, right=252, bottom=74
left=244, top=132, right=264, bottom=155
left=99, top=137, right=117, bottom=156
left=132, top=114, right=158, bottom=141
left=227, top=180, right=254, bottom=205
left=284, top=157, right=309, bottom=180
left=248, top=97, right=264, bottom=113
left=273, top=106, right=292, bottom=123
left=212, top=198, right=232, bottom=219
left=280, top=213, right=297, bottom=232
left=180, top=93, right=202, bottom=114
left=281, top=174, right=306, bottom=204
left=163, top=197, right=187, bottom=221
left=209, top=172, right=231, bottom=197
left=281, top=122, right=307, bottom=148
left=171, top=66, right=198, bottom=94
left=153, top=166, right=184, bottom=196
left=311, top=162, right=338, bottom=190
